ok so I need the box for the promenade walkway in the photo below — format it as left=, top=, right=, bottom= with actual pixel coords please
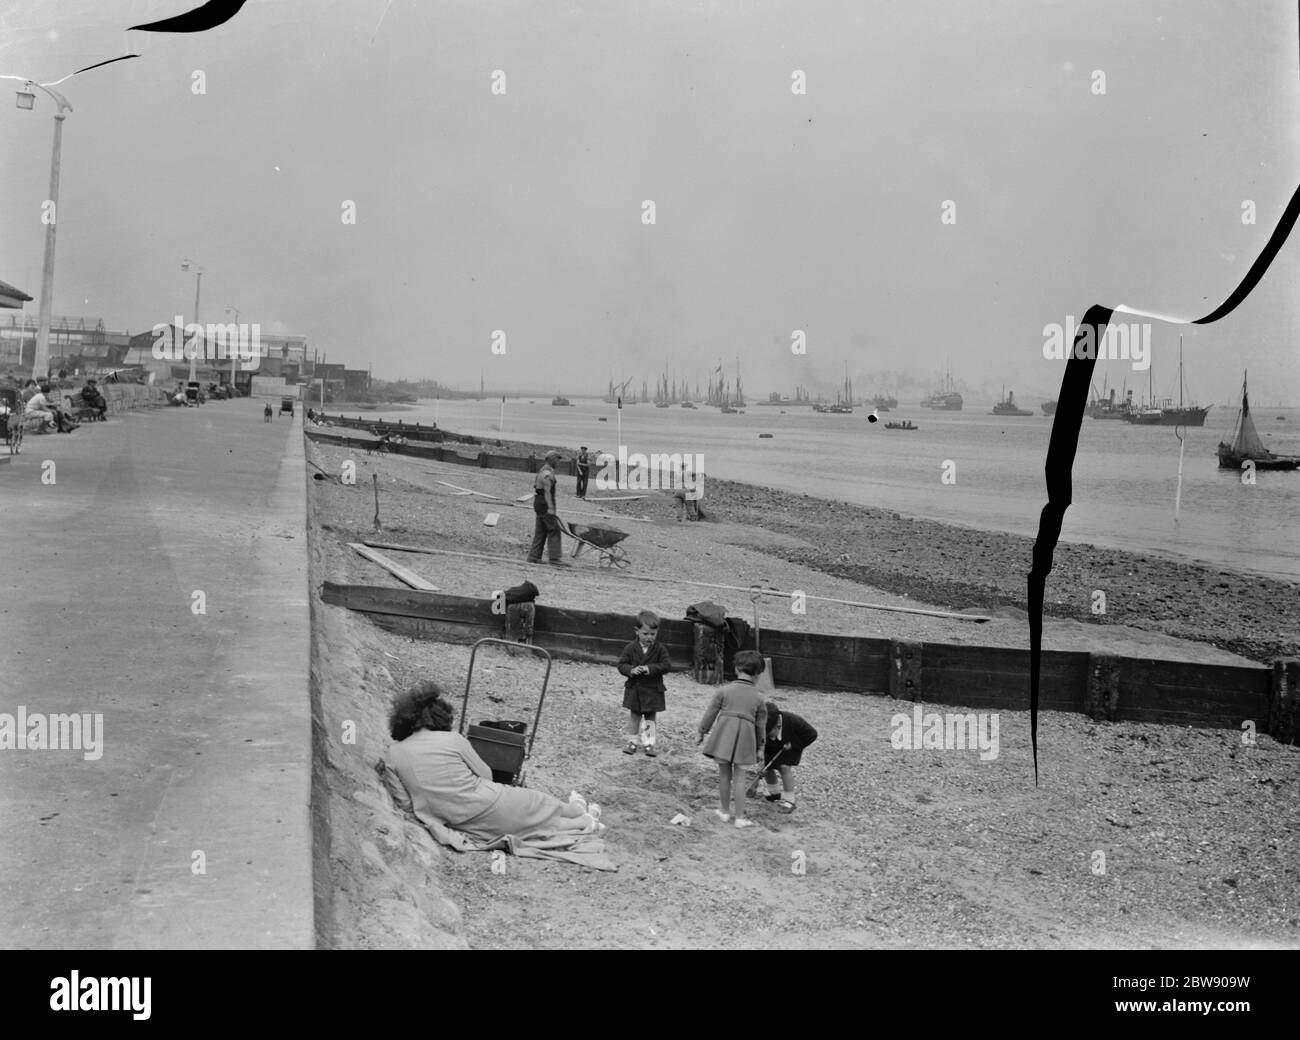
left=0, top=399, right=312, bottom=949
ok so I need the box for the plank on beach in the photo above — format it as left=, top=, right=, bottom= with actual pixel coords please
left=358, top=543, right=989, bottom=621
left=346, top=545, right=439, bottom=591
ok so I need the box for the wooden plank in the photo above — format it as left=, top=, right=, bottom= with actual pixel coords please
left=1116, top=658, right=1271, bottom=695
left=1113, top=658, right=1271, bottom=728
left=347, top=544, right=439, bottom=591
left=321, top=583, right=496, bottom=624
left=482, top=454, right=532, bottom=472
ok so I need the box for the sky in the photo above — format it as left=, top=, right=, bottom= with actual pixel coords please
left=1, top=0, right=1297, bottom=402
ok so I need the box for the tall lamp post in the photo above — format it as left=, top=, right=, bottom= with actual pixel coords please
left=181, top=259, right=202, bottom=383
left=12, top=79, right=72, bottom=380
left=224, top=306, right=239, bottom=391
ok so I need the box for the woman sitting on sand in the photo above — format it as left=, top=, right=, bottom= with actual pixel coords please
left=388, top=681, right=602, bottom=842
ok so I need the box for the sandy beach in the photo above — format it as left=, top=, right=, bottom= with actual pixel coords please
left=305, top=435, right=1300, bottom=950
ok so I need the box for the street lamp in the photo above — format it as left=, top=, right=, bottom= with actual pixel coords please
left=9, top=78, right=73, bottom=380
left=224, top=306, right=240, bottom=391
left=181, top=259, right=203, bottom=383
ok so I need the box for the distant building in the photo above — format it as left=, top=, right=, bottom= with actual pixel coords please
left=343, top=369, right=370, bottom=395
left=0, top=314, right=130, bottom=370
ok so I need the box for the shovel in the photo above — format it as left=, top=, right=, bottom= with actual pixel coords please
left=746, top=746, right=785, bottom=797
left=751, top=585, right=775, bottom=692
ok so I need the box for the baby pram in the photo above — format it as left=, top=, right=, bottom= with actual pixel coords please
left=556, top=517, right=630, bottom=568
left=458, top=638, right=552, bottom=787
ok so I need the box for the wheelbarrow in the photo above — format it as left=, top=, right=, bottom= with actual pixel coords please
left=556, top=517, right=630, bottom=568
left=458, top=638, right=552, bottom=787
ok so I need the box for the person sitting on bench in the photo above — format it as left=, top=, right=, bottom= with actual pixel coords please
left=80, top=380, right=107, bottom=421
left=22, top=382, right=57, bottom=432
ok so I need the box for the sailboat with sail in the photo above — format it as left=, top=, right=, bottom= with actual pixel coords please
left=1126, top=338, right=1211, bottom=426
left=828, top=362, right=854, bottom=413
left=1217, top=371, right=1300, bottom=471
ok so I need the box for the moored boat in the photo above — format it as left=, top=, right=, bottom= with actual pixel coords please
left=1125, top=339, right=1210, bottom=426
left=991, top=388, right=1033, bottom=416
left=884, top=419, right=918, bottom=430
left=923, top=363, right=963, bottom=410
left=551, top=395, right=571, bottom=406
left=1217, top=371, right=1300, bottom=471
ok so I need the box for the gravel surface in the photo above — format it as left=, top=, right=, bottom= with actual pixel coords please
left=307, top=436, right=1300, bottom=949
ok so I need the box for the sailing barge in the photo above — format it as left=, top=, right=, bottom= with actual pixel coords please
left=1217, top=372, right=1300, bottom=472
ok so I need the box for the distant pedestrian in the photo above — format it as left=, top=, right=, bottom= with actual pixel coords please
left=697, top=651, right=768, bottom=828
left=526, top=450, right=564, bottom=564
left=617, top=611, right=671, bottom=756
left=575, top=446, right=590, bottom=498
left=264, top=402, right=273, bottom=422
left=759, top=701, right=818, bottom=814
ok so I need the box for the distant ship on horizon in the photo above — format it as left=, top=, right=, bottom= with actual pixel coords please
left=920, top=363, right=963, bottom=410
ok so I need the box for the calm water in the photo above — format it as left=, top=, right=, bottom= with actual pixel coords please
left=349, top=398, right=1300, bottom=581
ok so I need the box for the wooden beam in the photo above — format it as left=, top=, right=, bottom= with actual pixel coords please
left=346, top=545, right=439, bottom=591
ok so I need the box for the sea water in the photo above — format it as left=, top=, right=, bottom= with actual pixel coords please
left=352, top=399, right=1300, bottom=581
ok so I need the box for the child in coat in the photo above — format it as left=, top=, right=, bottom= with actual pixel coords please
left=617, top=610, right=671, bottom=757
left=697, top=650, right=768, bottom=828
left=760, top=700, right=818, bottom=814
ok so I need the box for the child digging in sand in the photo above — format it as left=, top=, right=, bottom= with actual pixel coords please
left=617, top=611, right=671, bottom=757
left=760, top=700, right=818, bottom=814
left=697, top=651, right=768, bottom=828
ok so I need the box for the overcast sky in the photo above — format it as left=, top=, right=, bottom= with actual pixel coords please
left=1, top=0, right=1297, bottom=400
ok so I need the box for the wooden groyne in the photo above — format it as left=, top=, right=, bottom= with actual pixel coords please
left=309, top=413, right=457, bottom=444
left=305, top=425, right=553, bottom=472
left=320, top=584, right=1299, bottom=743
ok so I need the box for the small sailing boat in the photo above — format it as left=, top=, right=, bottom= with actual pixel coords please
left=1217, top=371, right=1300, bottom=471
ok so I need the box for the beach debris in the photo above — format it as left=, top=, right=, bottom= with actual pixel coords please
left=515, top=493, right=532, bottom=502
left=483, top=513, right=500, bottom=527
left=759, top=433, right=774, bottom=438
left=348, top=543, right=438, bottom=591
left=669, top=813, right=690, bottom=826
left=436, top=479, right=500, bottom=499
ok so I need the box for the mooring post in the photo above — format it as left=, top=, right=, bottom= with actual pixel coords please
left=1268, top=658, right=1299, bottom=746
left=505, top=603, right=535, bottom=645
left=1085, top=654, right=1122, bottom=721
left=692, top=624, right=725, bottom=685
left=479, top=451, right=490, bottom=468
left=889, top=640, right=922, bottom=700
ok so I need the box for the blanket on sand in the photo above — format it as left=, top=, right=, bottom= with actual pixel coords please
left=376, top=760, right=617, bottom=871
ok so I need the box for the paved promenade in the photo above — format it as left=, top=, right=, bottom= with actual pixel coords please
left=0, top=399, right=313, bottom=949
